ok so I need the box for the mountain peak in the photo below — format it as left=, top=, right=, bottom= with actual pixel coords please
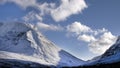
left=0, top=22, right=84, bottom=66
left=0, top=22, right=32, bottom=36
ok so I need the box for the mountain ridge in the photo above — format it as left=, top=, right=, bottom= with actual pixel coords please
left=0, top=22, right=85, bottom=67
left=0, top=22, right=119, bottom=67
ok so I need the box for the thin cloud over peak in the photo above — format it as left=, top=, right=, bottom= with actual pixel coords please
left=37, top=22, right=63, bottom=31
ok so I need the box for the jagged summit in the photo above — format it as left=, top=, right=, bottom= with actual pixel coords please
left=0, top=22, right=85, bottom=66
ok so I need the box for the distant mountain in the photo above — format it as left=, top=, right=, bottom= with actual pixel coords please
left=0, top=22, right=85, bottom=67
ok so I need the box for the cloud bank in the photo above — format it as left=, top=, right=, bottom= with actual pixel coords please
left=0, top=0, right=87, bottom=22
left=67, top=21, right=117, bottom=55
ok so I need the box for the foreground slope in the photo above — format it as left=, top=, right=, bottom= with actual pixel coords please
left=0, top=59, right=50, bottom=68
left=0, top=22, right=84, bottom=67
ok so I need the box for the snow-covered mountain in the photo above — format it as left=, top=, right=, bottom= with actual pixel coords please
left=0, top=22, right=85, bottom=67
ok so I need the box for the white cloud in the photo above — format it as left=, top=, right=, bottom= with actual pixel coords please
left=20, top=3, right=63, bottom=32
left=36, top=22, right=63, bottom=31
left=78, top=34, right=96, bottom=42
left=89, top=32, right=117, bottom=54
left=0, top=0, right=55, bottom=17
left=37, top=2, right=55, bottom=16
left=22, top=11, right=63, bottom=31
left=51, top=0, right=87, bottom=22
left=67, top=21, right=117, bottom=55
left=22, top=11, right=43, bottom=23
left=66, top=22, right=91, bottom=35
left=0, top=0, right=36, bottom=9
left=0, top=0, right=87, bottom=22
left=93, top=28, right=108, bottom=35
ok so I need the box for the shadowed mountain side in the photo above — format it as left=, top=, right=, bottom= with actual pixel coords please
left=0, top=59, right=51, bottom=68
left=68, top=61, right=120, bottom=68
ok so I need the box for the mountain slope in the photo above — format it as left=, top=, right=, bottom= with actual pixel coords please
left=0, top=22, right=85, bottom=67
left=0, top=59, right=50, bottom=68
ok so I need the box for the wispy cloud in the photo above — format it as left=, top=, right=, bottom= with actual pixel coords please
left=51, top=0, right=87, bottom=22
left=67, top=22, right=92, bottom=35
left=0, top=0, right=36, bottom=9
left=36, top=22, right=63, bottom=31
left=66, top=21, right=117, bottom=55
left=0, top=0, right=88, bottom=32
left=89, top=32, right=117, bottom=54
left=22, top=11, right=63, bottom=31
left=0, top=0, right=66, bottom=31
left=22, top=11, right=43, bottom=23
left=0, top=0, right=87, bottom=22
left=77, top=34, right=96, bottom=42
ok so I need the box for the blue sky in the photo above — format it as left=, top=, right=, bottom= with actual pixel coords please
left=0, top=0, right=119, bottom=60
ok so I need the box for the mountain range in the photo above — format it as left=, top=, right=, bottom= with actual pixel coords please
left=0, top=22, right=85, bottom=67
left=0, top=22, right=120, bottom=68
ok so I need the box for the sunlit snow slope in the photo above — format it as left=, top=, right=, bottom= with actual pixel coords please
left=0, top=22, right=85, bottom=66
